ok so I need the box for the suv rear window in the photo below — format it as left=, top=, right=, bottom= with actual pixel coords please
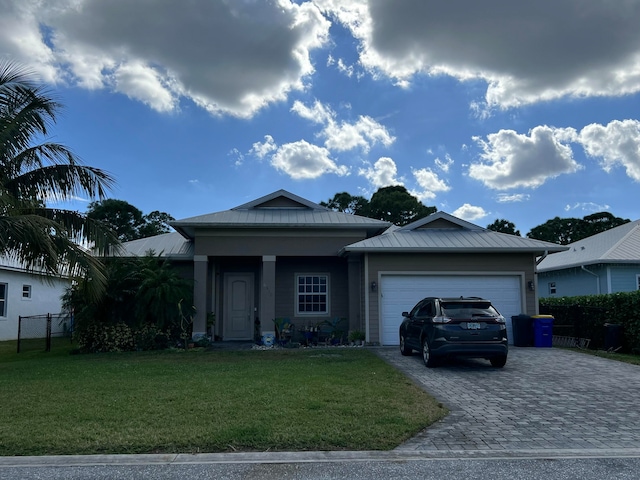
left=440, top=301, right=499, bottom=318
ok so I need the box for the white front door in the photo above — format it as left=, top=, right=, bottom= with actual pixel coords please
left=224, top=273, right=254, bottom=340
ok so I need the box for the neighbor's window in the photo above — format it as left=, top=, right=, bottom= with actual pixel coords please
left=296, top=274, right=329, bottom=315
left=549, top=282, right=557, bottom=295
left=637, top=275, right=640, bottom=291
left=0, top=283, right=7, bottom=317
left=22, top=284, right=32, bottom=299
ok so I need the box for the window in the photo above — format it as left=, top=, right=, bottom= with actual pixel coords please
left=549, top=282, right=557, bottom=295
left=22, top=284, right=32, bottom=299
left=0, top=283, right=6, bottom=317
left=296, top=274, right=329, bottom=315
left=637, top=275, right=640, bottom=291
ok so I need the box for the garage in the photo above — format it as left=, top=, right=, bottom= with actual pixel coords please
left=379, top=274, right=523, bottom=346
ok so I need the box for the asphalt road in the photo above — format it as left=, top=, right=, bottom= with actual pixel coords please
left=1, top=453, right=640, bottom=479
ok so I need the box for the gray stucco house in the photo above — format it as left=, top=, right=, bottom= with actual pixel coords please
left=537, top=219, right=640, bottom=298
left=119, top=190, right=566, bottom=345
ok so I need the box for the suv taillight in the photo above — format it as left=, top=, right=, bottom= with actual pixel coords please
left=433, top=316, right=452, bottom=324
left=495, top=315, right=506, bottom=324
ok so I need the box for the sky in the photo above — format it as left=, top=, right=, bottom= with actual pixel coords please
left=2, top=0, right=640, bottom=236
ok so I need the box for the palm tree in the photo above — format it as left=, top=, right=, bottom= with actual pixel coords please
left=0, top=61, right=119, bottom=299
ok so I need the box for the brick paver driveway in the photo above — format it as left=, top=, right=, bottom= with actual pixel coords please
left=374, top=347, right=640, bottom=453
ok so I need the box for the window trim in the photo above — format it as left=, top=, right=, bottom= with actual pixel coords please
left=295, top=273, right=330, bottom=316
left=0, top=283, right=7, bottom=318
left=549, top=282, right=557, bottom=295
left=22, top=284, right=32, bottom=300
left=636, top=274, right=640, bottom=291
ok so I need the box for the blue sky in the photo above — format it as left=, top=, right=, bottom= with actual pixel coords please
left=2, top=0, right=640, bottom=235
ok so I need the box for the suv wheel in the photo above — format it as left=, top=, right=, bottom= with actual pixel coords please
left=399, top=334, right=412, bottom=356
left=422, top=338, right=436, bottom=368
left=490, top=355, right=507, bottom=368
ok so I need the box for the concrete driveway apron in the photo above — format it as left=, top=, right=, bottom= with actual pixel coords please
left=374, top=346, right=640, bottom=453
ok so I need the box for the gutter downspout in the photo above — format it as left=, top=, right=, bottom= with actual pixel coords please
left=536, top=250, right=549, bottom=266
left=581, top=266, right=600, bottom=295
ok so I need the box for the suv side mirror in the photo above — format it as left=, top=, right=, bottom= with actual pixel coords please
left=402, top=311, right=409, bottom=317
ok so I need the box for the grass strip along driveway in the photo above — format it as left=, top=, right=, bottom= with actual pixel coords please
left=0, top=341, right=445, bottom=456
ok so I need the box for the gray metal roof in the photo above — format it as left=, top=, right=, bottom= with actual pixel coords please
left=537, top=219, right=640, bottom=272
left=343, top=212, right=567, bottom=254
left=171, top=189, right=391, bottom=239
left=113, top=232, right=193, bottom=259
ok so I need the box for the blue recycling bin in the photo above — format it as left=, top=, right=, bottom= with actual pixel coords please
left=533, top=315, right=554, bottom=347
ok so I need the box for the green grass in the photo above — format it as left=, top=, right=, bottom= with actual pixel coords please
left=568, top=347, right=640, bottom=365
left=0, top=340, right=446, bottom=456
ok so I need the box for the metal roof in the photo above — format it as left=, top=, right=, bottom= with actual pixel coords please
left=537, top=219, right=640, bottom=272
left=171, top=189, right=391, bottom=239
left=113, top=232, right=193, bottom=259
left=343, top=212, right=567, bottom=254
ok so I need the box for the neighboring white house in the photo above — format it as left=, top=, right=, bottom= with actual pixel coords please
left=537, top=220, right=640, bottom=298
left=0, top=256, right=69, bottom=341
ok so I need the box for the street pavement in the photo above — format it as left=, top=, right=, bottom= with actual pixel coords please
left=1, top=346, right=640, bottom=478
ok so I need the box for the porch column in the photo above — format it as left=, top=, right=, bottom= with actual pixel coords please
left=192, top=255, right=208, bottom=339
left=347, top=255, right=362, bottom=334
left=260, top=255, right=276, bottom=334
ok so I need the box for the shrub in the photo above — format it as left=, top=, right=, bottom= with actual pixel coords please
left=134, top=324, right=170, bottom=351
left=540, top=291, right=640, bottom=353
left=75, top=323, right=135, bottom=353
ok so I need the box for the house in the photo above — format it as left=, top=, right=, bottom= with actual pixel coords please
left=537, top=219, right=640, bottom=298
left=0, top=256, right=70, bottom=341
left=117, top=190, right=566, bottom=345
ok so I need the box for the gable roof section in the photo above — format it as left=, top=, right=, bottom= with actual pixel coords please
left=342, top=211, right=567, bottom=254
left=171, top=189, right=391, bottom=239
left=537, top=219, right=640, bottom=272
left=112, top=232, right=194, bottom=259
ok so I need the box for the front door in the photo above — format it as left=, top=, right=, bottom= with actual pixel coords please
left=223, top=273, right=254, bottom=340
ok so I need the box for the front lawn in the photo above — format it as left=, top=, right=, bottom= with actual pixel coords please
left=0, top=341, right=446, bottom=456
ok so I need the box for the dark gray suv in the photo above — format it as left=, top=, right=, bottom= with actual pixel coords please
left=399, top=296, right=508, bottom=368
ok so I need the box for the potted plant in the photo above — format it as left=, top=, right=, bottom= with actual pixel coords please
left=348, top=330, right=366, bottom=346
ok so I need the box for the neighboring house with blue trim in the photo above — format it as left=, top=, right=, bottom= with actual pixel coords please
left=0, top=256, right=69, bottom=341
left=537, top=220, right=640, bottom=298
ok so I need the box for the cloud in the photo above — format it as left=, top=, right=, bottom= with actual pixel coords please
left=2, top=0, right=330, bottom=117
left=113, top=61, right=176, bottom=112
left=469, top=126, right=582, bottom=189
left=496, top=193, right=530, bottom=203
left=564, top=202, right=610, bottom=213
left=318, top=0, right=640, bottom=109
left=250, top=135, right=278, bottom=159
left=452, top=203, right=488, bottom=222
left=358, top=157, right=402, bottom=188
left=292, top=100, right=395, bottom=153
left=411, top=168, right=450, bottom=202
left=579, top=119, right=640, bottom=181
left=270, top=140, right=349, bottom=179
left=434, top=154, right=454, bottom=173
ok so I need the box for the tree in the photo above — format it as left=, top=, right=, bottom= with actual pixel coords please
left=87, top=199, right=144, bottom=242
left=0, top=61, right=117, bottom=299
left=365, top=185, right=436, bottom=226
left=487, top=219, right=521, bottom=236
left=87, top=199, right=175, bottom=241
left=526, top=212, right=630, bottom=245
left=320, top=192, right=368, bottom=215
left=63, top=252, right=192, bottom=352
left=138, top=210, right=175, bottom=238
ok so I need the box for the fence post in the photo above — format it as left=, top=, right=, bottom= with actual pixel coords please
left=46, top=313, right=52, bottom=352
left=17, top=316, right=22, bottom=354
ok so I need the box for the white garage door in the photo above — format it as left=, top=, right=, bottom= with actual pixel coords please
left=379, top=275, right=522, bottom=346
